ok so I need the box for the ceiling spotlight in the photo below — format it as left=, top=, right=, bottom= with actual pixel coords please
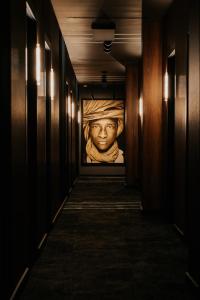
left=104, top=40, right=112, bottom=53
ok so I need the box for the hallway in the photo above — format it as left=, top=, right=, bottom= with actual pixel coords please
left=2, top=0, right=200, bottom=298
left=19, top=177, right=196, bottom=300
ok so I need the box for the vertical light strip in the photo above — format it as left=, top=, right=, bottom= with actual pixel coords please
left=78, top=110, right=81, bottom=124
left=72, top=101, right=75, bottom=119
left=139, top=95, right=143, bottom=120
left=50, top=67, right=54, bottom=100
left=68, top=94, right=71, bottom=117
left=164, top=71, right=169, bottom=101
left=25, top=47, right=28, bottom=82
left=174, top=74, right=176, bottom=99
left=36, top=43, right=41, bottom=86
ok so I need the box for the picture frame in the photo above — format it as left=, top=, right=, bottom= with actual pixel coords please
left=81, top=99, right=125, bottom=165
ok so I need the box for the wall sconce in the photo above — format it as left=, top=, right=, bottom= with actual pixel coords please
left=139, top=95, right=143, bottom=122
left=78, top=110, right=81, bottom=124
left=164, top=71, right=169, bottom=101
left=72, top=101, right=75, bottom=120
left=36, top=43, right=41, bottom=86
left=68, top=94, right=71, bottom=118
left=25, top=47, right=28, bottom=82
left=50, top=67, right=54, bottom=100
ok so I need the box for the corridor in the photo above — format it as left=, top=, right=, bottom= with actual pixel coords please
left=2, top=0, right=200, bottom=299
left=19, top=177, right=196, bottom=300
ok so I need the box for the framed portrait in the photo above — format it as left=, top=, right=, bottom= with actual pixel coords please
left=81, top=99, right=125, bottom=165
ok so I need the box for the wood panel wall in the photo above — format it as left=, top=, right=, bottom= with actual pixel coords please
left=142, top=20, right=162, bottom=211
left=163, top=0, right=189, bottom=234
left=1, top=2, right=12, bottom=299
left=164, top=0, right=200, bottom=287
left=1, top=0, right=78, bottom=298
left=125, top=64, right=139, bottom=186
left=10, top=1, right=30, bottom=296
left=187, top=0, right=200, bottom=287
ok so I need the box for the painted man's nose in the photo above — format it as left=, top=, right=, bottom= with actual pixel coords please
left=98, top=128, right=107, bottom=138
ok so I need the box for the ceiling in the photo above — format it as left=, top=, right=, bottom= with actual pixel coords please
left=51, top=0, right=173, bottom=84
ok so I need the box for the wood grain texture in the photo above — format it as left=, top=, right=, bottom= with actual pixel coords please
left=4, top=1, right=78, bottom=298
left=164, top=0, right=189, bottom=234
left=0, top=2, right=12, bottom=299
left=125, top=64, right=139, bottom=186
left=142, top=20, right=162, bottom=211
left=187, top=0, right=200, bottom=286
left=10, top=0, right=30, bottom=296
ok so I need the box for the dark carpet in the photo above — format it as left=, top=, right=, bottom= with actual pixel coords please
left=19, top=177, right=197, bottom=300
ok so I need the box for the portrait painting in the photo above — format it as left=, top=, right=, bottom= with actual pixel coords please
left=81, top=99, right=125, bottom=164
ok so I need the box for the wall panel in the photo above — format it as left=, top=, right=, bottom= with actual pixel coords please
left=142, top=20, right=162, bottom=210
left=163, top=0, right=189, bottom=234
left=125, top=64, right=139, bottom=186
left=1, top=2, right=11, bottom=299
left=10, top=0, right=29, bottom=296
left=164, top=0, right=200, bottom=287
left=187, top=0, right=200, bottom=287
left=2, top=1, right=78, bottom=298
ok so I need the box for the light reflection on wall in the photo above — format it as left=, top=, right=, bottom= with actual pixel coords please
left=72, top=101, right=75, bottom=120
left=68, top=94, right=71, bottom=118
left=36, top=43, right=41, bottom=86
left=78, top=110, right=81, bottom=124
left=164, top=71, right=169, bottom=101
left=139, top=95, right=143, bottom=123
left=50, top=67, right=54, bottom=100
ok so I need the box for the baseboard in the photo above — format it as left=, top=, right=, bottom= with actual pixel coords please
left=72, top=177, right=78, bottom=186
left=185, top=271, right=199, bottom=289
left=173, top=223, right=184, bottom=237
left=52, top=198, right=67, bottom=224
left=37, top=233, right=48, bottom=250
left=9, top=268, right=29, bottom=300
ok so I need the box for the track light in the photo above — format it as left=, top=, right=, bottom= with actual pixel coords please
left=103, top=40, right=112, bottom=53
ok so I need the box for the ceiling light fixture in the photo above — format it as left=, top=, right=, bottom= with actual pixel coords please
left=103, top=40, right=112, bottom=53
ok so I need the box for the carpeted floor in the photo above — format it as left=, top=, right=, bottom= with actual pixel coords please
left=19, top=177, right=198, bottom=300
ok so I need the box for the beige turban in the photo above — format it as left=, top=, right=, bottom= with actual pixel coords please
left=83, top=100, right=124, bottom=141
left=82, top=100, right=124, bottom=163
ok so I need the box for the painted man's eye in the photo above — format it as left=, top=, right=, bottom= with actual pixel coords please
left=91, top=125, right=100, bottom=129
left=106, top=125, right=116, bottom=129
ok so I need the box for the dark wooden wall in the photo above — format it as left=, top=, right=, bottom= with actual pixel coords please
left=1, top=2, right=12, bottom=298
left=163, top=0, right=189, bottom=235
left=1, top=1, right=78, bottom=298
left=187, top=0, right=200, bottom=288
left=142, top=20, right=163, bottom=210
left=10, top=1, right=29, bottom=297
left=125, top=64, right=139, bottom=186
left=163, top=0, right=200, bottom=288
